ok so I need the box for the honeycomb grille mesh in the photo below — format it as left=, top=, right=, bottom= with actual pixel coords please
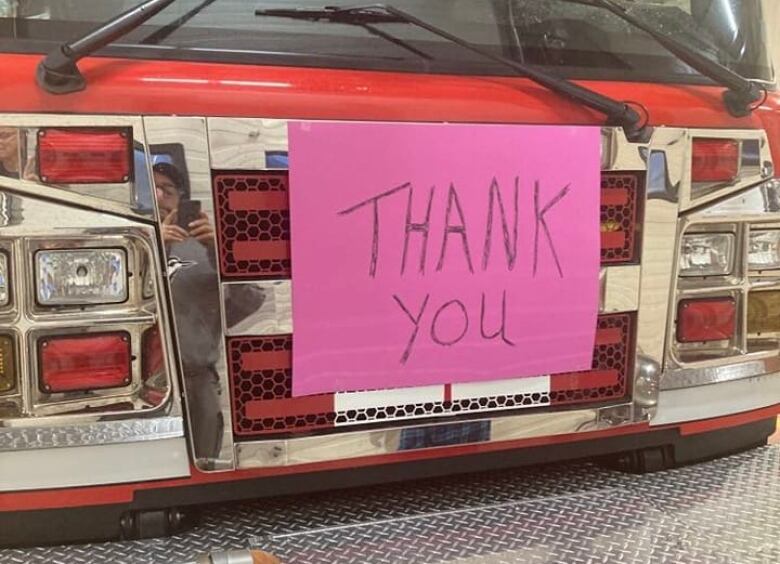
left=213, top=172, right=291, bottom=278
left=600, top=172, right=641, bottom=264
left=549, top=313, right=633, bottom=405
left=228, top=315, right=633, bottom=439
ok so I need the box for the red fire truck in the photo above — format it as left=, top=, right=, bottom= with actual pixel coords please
left=0, top=0, right=779, bottom=547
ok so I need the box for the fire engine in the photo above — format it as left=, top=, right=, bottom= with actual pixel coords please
left=0, top=0, right=779, bottom=547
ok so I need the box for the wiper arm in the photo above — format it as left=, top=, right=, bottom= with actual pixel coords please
left=37, top=0, right=179, bottom=95
left=255, top=4, right=651, bottom=142
left=564, top=0, right=763, bottom=117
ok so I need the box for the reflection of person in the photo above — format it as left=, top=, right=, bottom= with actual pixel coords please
left=0, top=127, right=21, bottom=179
left=153, top=162, right=215, bottom=247
left=153, top=161, right=223, bottom=465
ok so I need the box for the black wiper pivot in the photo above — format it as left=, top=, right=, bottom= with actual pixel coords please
left=37, top=0, right=178, bottom=94
left=568, top=0, right=763, bottom=117
left=256, top=4, right=651, bottom=142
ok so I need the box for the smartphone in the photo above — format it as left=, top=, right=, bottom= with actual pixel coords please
left=177, top=199, right=201, bottom=230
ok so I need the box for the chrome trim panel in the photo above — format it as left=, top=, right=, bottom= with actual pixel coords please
left=208, top=118, right=288, bottom=170
left=632, top=128, right=684, bottom=416
left=144, top=116, right=236, bottom=471
left=0, top=416, right=183, bottom=451
left=0, top=189, right=181, bottom=424
left=651, top=371, right=780, bottom=426
left=0, top=115, right=154, bottom=219
left=236, top=404, right=614, bottom=469
left=661, top=355, right=780, bottom=391
left=600, top=265, right=640, bottom=314
left=680, top=129, right=773, bottom=211
left=224, top=280, right=292, bottom=336
left=0, top=437, right=189, bottom=491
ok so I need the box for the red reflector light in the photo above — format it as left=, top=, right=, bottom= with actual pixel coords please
left=39, top=332, right=131, bottom=393
left=677, top=298, right=736, bottom=343
left=37, top=128, right=132, bottom=184
left=692, top=139, right=739, bottom=183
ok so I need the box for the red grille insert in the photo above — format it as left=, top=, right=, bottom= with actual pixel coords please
left=601, top=172, right=641, bottom=264
left=227, top=335, right=335, bottom=436
left=213, top=172, right=290, bottom=279
left=228, top=315, right=633, bottom=438
left=549, top=313, right=633, bottom=405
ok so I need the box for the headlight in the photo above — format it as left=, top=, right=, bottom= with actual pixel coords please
left=748, top=230, right=780, bottom=271
left=679, top=233, right=735, bottom=277
left=36, top=248, right=128, bottom=305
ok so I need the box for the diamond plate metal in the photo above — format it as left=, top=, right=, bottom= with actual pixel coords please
left=0, top=417, right=184, bottom=451
left=4, top=446, right=780, bottom=563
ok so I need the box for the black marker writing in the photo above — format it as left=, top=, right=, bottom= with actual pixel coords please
left=436, top=183, right=474, bottom=273
left=482, top=176, right=519, bottom=271
left=430, top=299, right=469, bottom=346
left=480, top=290, right=515, bottom=346
left=393, top=293, right=430, bottom=364
left=338, top=182, right=410, bottom=277
left=401, top=185, right=436, bottom=275
left=533, top=181, right=569, bottom=278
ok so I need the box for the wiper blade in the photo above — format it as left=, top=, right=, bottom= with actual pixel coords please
left=256, top=4, right=651, bottom=142
left=37, top=0, right=179, bottom=94
left=565, top=0, right=763, bottom=117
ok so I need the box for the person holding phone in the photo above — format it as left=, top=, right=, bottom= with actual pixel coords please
left=153, top=162, right=214, bottom=247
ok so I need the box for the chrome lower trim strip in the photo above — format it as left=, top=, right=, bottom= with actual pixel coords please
left=0, top=437, right=190, bottom=491
left=235, top=402, right=630, bottom=469
left=0, top=416, right=184, bottom=451
left=660, top=353, right=780, bottom=391
left=651, top=371, right=780, bottom=426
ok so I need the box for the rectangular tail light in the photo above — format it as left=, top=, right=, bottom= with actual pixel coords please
left=677, top=298, right=736, bottom=343
left=39, top=332, right=131, bottom=393
left=692, top=139, right=739, bottom=184
left=37, top=128, right=132, bottom=184
left=36, top=248, right=128, bottom=306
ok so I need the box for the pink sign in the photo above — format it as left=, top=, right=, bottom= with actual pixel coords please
left=289, top=122, right=601, bottom=397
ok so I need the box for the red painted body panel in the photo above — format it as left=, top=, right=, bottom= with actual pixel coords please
left=0, top=53, right=772, bottom=130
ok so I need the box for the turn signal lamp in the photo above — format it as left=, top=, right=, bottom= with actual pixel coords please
left=0, top=252, right=7, bottom=306
left=0, top=336, right=14, bottom=393
left=748, top=230, right=780, bottom=271
left=37, top=128, right=132, bottom=184
left=748, top=291, right=780, bottom=335
left=679, top=233, right=734, bottom=277
left=39, top=332, right=131, bottom=393
left=677, top=298, right=736, bottom=343
left=36, top=248, right=127, bottom=306
left=692, top=139, right=740, bottom=184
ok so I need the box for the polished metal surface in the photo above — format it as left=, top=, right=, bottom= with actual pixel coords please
left=0, top=437, right=189, bottom=492
left=0, top=189, right=180, bottom=426
left=0, top=115, right=154, bottom=218
left=681, top=129, right=773, bottom=211
left=6, top=445, right=780, bottom=563
left=208, top=118, right=288, bottom=170
left=653, top=370, right=780, bottom=425
left=0, top=416, right=183, bottom=452
left=144, top=116, right=236, bottom=471
left=235, top=405, right=605, bottom=469
left=224, top=281, right=291, bottom=336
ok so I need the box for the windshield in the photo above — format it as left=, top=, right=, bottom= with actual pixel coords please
left=0, top=0, right=773, bottom=83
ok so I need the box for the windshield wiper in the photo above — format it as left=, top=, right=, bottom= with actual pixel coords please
left=255, top=4, right=652, bottom=142
left=37, top=0, right=178, bottom=94
left=563, top=0, right=763, bottom=117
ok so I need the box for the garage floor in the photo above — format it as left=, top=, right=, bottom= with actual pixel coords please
left=3, top=444, right=780, bottom=564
